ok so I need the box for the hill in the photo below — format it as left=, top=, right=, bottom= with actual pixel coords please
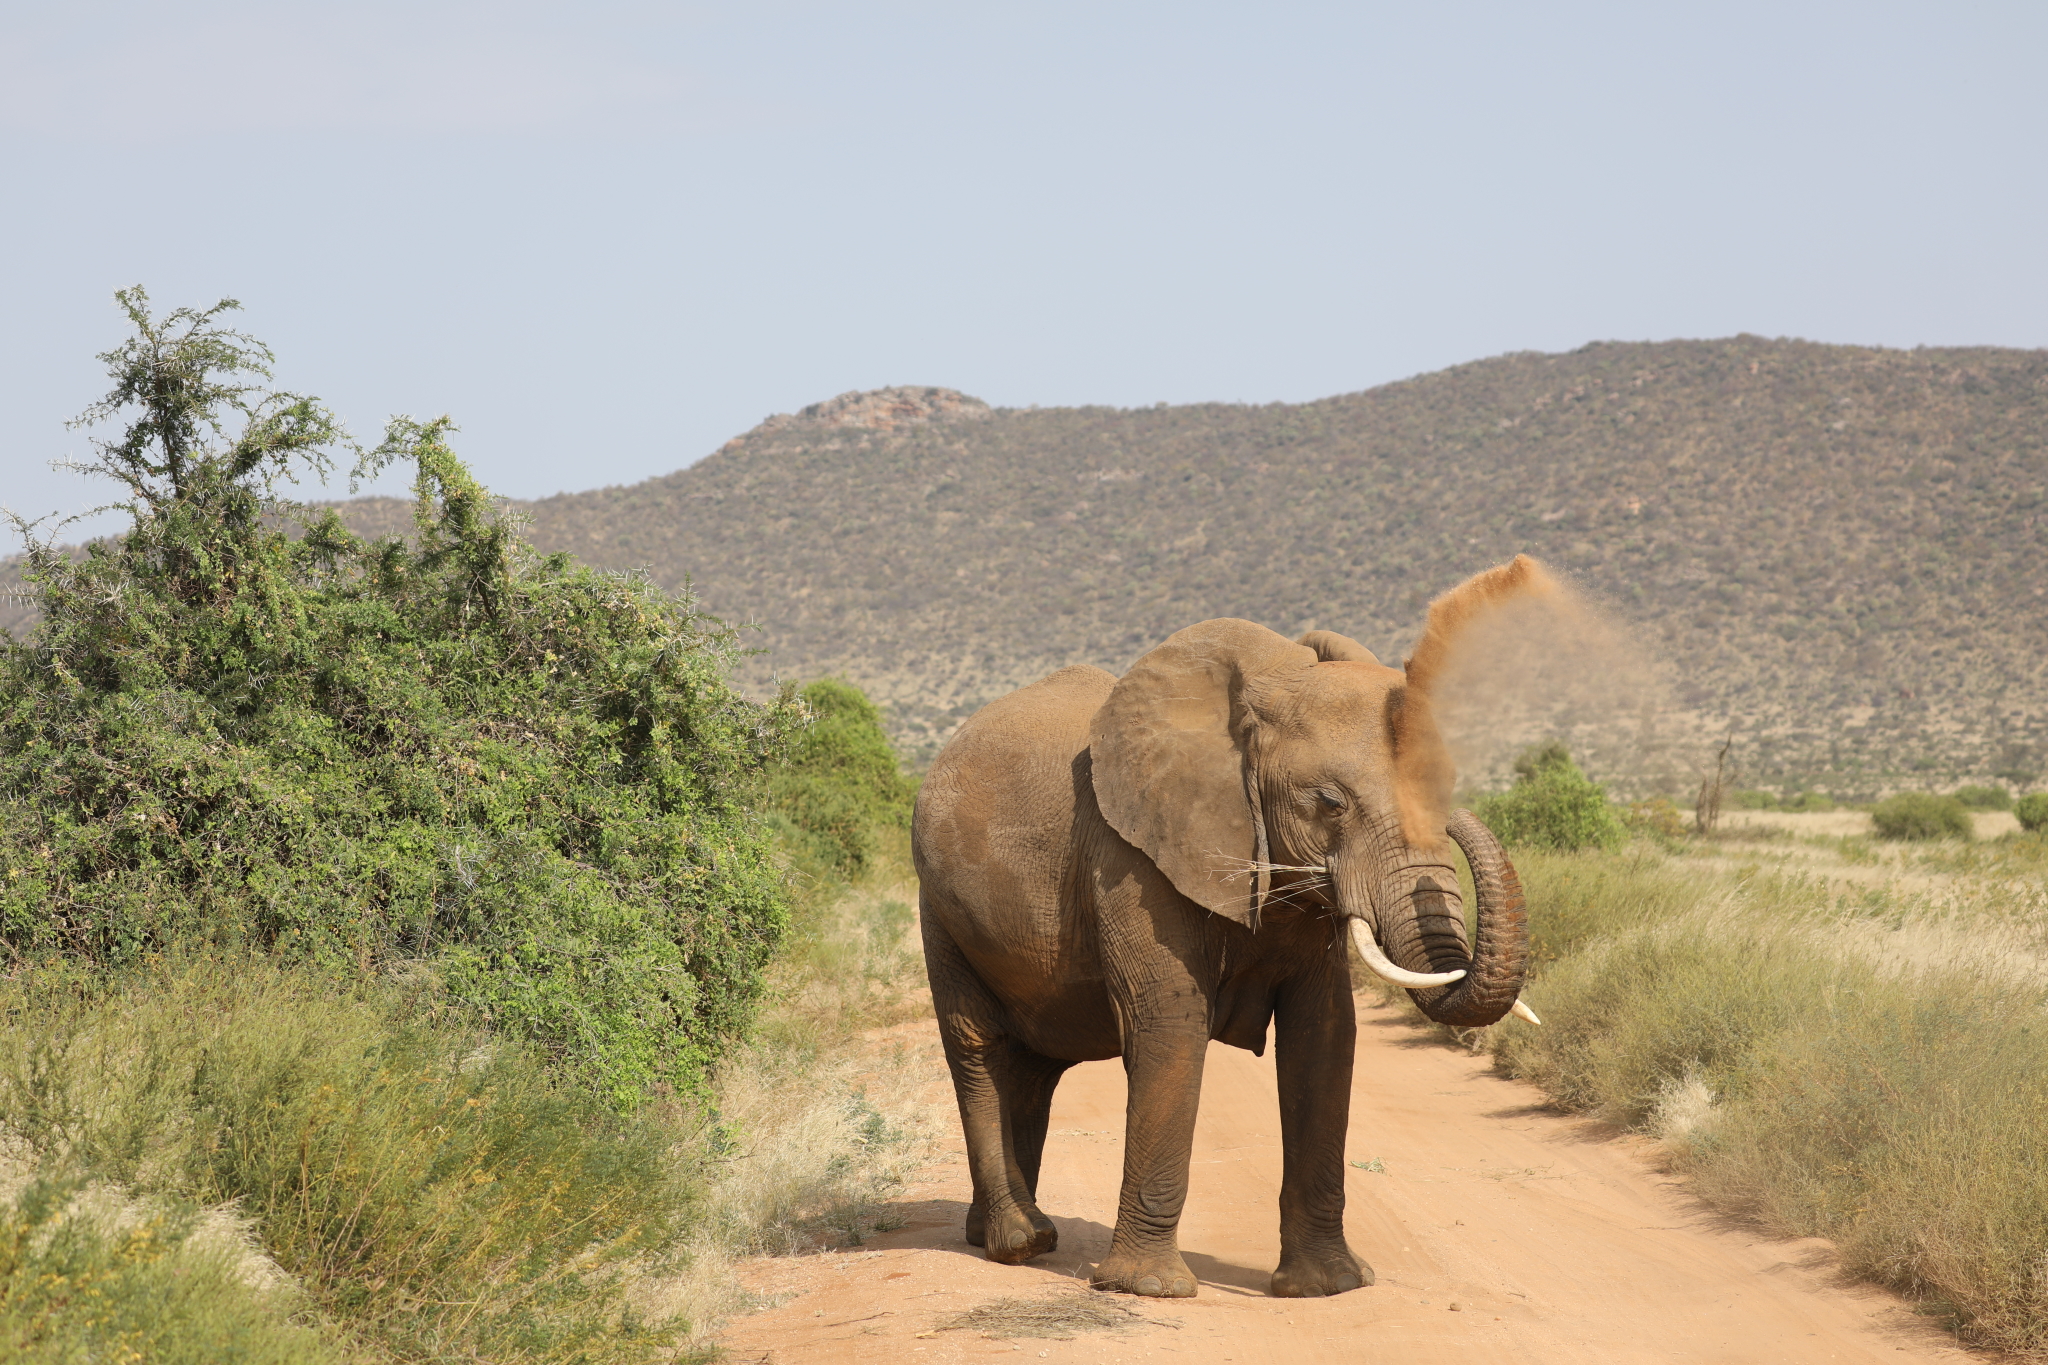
left=12, top=337, right=2047, bottom=793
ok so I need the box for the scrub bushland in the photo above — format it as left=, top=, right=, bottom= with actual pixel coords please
left=1468, top=842, right=2048, bottom=1355
left=0, top=289, right=804, bottom=1106
left=0, top=291, right=930, bottom=1362
left=0, top=962, right=699, bottom=1365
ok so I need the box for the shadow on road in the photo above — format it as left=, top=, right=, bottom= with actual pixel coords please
left=866, top=1198, right=1278, bottom=1297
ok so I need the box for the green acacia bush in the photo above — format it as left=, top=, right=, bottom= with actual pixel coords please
left=2017, top=793, right=2048, bottom=833
left=768, top=677, right=918, bottom=885
left=1871, top=792, right=1972, bottom=841
left=1951, top=784, right=2012, bottom=810
left=1473, top=741, right=1627, bottom=852
left=0, top=291, right=802, bottom=1103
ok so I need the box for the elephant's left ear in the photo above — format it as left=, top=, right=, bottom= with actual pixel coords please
left=1091, top=618, right=1317, bottom=926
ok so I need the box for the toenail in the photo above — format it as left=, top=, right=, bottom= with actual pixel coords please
left=1171, top=1279, right=1191, bottom=1295
left=1135, top=1276, right=1162, bottom=1295
left=1336, top=1274, right=1360, bottom=1291
left=1007, top=1228, right=1028, bottom=1249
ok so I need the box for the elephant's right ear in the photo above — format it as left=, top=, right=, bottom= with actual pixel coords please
left=1091, top=619, right=1317, bottom=926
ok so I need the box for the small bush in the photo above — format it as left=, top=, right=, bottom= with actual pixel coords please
left=768, top=678, right=918, bottom=886
left=1621, top=797, right=1687, bottom=841
left=1781, top=790, right=1836, bottom=812
left=1473, top=742, right=1626, bottom=852
left=1732, top=789, right=1779, bottom=810
left=1871, top=792, right=1972, bottom=841
left=1951, top=784, right=2011, bottom=810
left=2011, top=793, right=2048, bottom=833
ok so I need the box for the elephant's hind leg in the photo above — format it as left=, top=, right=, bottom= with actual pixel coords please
left=1008, top=1044, right=1076, bottom=1205
left=966, top=1043, right=1073, bottom=1247
left=923, top=909, right=1059, bottom=1264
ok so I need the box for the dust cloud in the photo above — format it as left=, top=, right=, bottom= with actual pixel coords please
left=1416, top=571, right=1705, bottom=799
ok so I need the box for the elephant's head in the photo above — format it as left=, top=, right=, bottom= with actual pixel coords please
left=1088, top=556, right=1546, bottom=1028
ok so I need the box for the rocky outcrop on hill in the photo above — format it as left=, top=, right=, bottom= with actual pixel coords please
left=767, top=385, right=990, bottom=435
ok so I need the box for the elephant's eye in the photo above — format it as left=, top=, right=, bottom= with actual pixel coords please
left=1316, top=790, right=1346, bottom=813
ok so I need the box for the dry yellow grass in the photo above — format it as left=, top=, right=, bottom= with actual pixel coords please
left=1487, top=832, right=2048, bottom=1355
left=639, top=852, right=945, bottom=1357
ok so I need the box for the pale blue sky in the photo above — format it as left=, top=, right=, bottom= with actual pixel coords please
left=4, top=1, right=2044, bottom=552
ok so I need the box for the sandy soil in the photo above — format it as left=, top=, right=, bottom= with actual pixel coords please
left=719, top=1001, right=1981, bottom=1365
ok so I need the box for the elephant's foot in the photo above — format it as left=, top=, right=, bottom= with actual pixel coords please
left=967, top=1200, right=1057, bottom=1263
left=1090, top=1247, right=1198, bottom=1298
left=1270, top=1246, right=1373, bottom=1298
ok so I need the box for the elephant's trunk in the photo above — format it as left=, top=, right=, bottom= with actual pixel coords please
left=1361, top=810, right=1530, bottom=1028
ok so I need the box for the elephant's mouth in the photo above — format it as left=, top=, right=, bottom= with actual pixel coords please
left=1347, top=810, right=1536, bottom=1029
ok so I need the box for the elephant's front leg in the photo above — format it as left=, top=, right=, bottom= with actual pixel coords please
left=1090, top=1021, right=1208, bottom=1298
left=1269, top=954, right=1371, bottom=1297
left=1088, top=866, right=1215, bottom=1298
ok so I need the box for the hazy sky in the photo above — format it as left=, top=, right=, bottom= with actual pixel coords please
left=4, top=1, right=2044, bottom=553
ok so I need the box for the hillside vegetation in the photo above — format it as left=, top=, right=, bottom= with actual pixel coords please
left=253, top=339, right=2043, bottom=793
left=12, top=338, right=2046, bottom=790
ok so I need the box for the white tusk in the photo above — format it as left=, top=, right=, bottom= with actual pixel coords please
left=1347, top=919, right=1468, bottom=989
left=1510, top=998, right=1542, bottom=1026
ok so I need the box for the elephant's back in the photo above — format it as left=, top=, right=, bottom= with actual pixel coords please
left=914, top=664, right=1115, bottom=881
left=928, top=664, right=1115, bottom=777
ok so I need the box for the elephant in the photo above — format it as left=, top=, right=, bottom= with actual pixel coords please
left=911, top=556, right=1546, bottom=1299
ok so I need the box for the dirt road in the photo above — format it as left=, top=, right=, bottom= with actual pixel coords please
left=721, top=1000, right=1977, bottom=1365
